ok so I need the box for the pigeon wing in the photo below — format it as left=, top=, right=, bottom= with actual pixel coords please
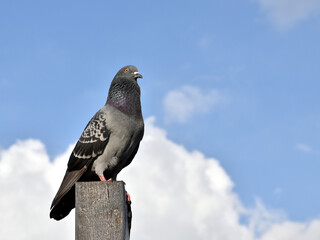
left=68, top=109, right=110, bottom=170
left=50, top=109, right=110, bottom=210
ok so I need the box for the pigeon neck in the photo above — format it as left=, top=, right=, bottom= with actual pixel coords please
left=106, top=78, right=142, bottom=118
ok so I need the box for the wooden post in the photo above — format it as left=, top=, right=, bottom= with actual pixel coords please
left=75, top=181, right=130, bottom=240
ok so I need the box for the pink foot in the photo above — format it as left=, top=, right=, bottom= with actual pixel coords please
left=126, top=192, right=131, bottom=202
left=99, top=175, right=112, bottom=182
left=99, top=175, right=107, bottom=181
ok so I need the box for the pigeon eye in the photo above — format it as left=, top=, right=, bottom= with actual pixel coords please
left=125, top=68, right=129, bottom=73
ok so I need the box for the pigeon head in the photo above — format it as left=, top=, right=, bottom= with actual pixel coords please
left=107, top=65, right=143, bottom=118
left=115, top=65, right=143, bottom=81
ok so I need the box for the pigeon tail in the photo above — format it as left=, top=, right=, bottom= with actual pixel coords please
left=50, top=187, right=75, bottom=220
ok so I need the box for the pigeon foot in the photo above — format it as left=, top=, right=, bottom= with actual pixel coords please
left=126, top=192, right=131, bottom=202
left=99, top=175, right=113, bottom=182
left=99, top=175, right=107, bottom=181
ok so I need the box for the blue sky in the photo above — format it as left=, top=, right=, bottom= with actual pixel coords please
left=1, top=0, right=320, bottom=235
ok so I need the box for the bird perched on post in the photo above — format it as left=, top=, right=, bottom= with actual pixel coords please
left=50, top=65, right=144, bottom=221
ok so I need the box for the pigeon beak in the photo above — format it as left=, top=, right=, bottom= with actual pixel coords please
left=133, top=72, right=143, bottom=79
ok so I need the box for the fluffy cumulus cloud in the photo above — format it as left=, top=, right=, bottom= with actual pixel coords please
left=1, top=117, right=320, bottom=240
left=163, top=85, right=222, bottom=123
left=0, top=139, right=74, bottom=240
left=257, top=0, right=320, bottom=29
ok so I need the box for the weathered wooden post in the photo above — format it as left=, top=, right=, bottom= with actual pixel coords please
left=75, top=181, right=130, bottom=240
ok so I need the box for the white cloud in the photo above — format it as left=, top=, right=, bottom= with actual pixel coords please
left=163, top=85, right=222, bottom=123
left=257, top=0, right=320, bottom=29
left=247, top=198, right=286, bottom=236
left=296, top=143, right=312, bottom=153
left=1, top=118, right=320, bottom=240
left=120, top=117, right=251, bottom=240
left=257, top=220, right=320, bottom=240
left=296, top=143, right=319, bottom=155
left=0, top=139, right=74, bottom=240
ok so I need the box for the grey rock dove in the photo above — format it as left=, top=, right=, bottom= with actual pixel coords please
left=50, top=65, right=144, bottom=220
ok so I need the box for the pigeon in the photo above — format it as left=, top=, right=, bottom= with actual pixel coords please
left=50, top=65, right=144, bottom=221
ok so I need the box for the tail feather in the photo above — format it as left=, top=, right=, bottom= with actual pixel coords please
left=50, top=166, right=88, bottom=220
left=51, top=167, right=88, bottom=208
left=50, top=186, right=75, bottom=220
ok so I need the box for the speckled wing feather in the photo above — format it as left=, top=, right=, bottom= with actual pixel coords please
left=68, top=109, right=110, bottom=170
